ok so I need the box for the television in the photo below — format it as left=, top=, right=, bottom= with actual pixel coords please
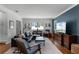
left=55, top=22, right=66, bottom=33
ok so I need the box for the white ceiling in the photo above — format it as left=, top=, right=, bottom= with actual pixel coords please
left=2, top=4, right=75, bottom=18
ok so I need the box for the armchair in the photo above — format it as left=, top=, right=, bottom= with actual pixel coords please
left=16, top=38, right=41, bottom=54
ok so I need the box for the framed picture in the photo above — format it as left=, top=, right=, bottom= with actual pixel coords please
left=9, top=20, right=14, bottom=29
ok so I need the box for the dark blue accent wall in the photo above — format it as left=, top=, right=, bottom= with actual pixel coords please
left=54, top=5, right=79, bottom=43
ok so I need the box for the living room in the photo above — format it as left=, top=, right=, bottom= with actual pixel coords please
left=0, top=4, right=79, bottom=54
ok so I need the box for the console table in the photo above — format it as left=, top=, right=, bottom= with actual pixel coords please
left=53, top=33, right=63, bottom=45
left=52, top=33, right=75, bottom=50
left=63, top=35, right=75, bottom=50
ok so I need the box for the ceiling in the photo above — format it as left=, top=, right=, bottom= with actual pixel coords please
left=2, top=4, right=75, bottom=18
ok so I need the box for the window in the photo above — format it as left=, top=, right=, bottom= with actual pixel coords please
left=31, top=21, right=44, bottom=30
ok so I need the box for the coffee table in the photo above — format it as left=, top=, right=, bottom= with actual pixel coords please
left=35, top=36, right=45, bottom=46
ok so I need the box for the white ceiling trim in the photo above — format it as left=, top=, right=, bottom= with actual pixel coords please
left=54, top=4, right=77, bottom=19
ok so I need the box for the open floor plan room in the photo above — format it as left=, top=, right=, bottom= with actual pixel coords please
left=0, top=4, right=79, bottom=54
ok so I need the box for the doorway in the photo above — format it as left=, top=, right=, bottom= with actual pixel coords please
left=16, top=20, right=21, bottom=35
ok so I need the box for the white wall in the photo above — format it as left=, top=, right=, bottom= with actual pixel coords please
left=22, top=18, right=52, bottom=33
left=0, top=5, right=22, bottom=43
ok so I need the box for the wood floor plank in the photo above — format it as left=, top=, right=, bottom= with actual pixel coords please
left=0, top=44, right=10, bottom=54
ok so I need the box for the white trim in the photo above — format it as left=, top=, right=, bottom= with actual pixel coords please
left=54, top=4, right=78, bottom=19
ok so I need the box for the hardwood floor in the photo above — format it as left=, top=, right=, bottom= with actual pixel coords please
left=49, top=37, right=71, bottom=54
left=54, top=41, right=71, bottom=54
left=0, top=43, right=10, bottom=54
left=3, top=37, right=71, bottom=54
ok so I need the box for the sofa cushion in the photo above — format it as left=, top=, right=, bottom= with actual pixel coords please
left=16, top=38, right=30, bottom=48
left=27, top=45, right=38, bottom=54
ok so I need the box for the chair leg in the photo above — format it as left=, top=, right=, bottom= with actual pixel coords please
left=39, top=45, right=41, bottom=54
left=39, top=49, right=41, bottom=54
left=39, top=44, right=41, bottom=54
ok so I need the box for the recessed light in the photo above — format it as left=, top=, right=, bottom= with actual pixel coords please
left=15, top=10, right=19, bottom=13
